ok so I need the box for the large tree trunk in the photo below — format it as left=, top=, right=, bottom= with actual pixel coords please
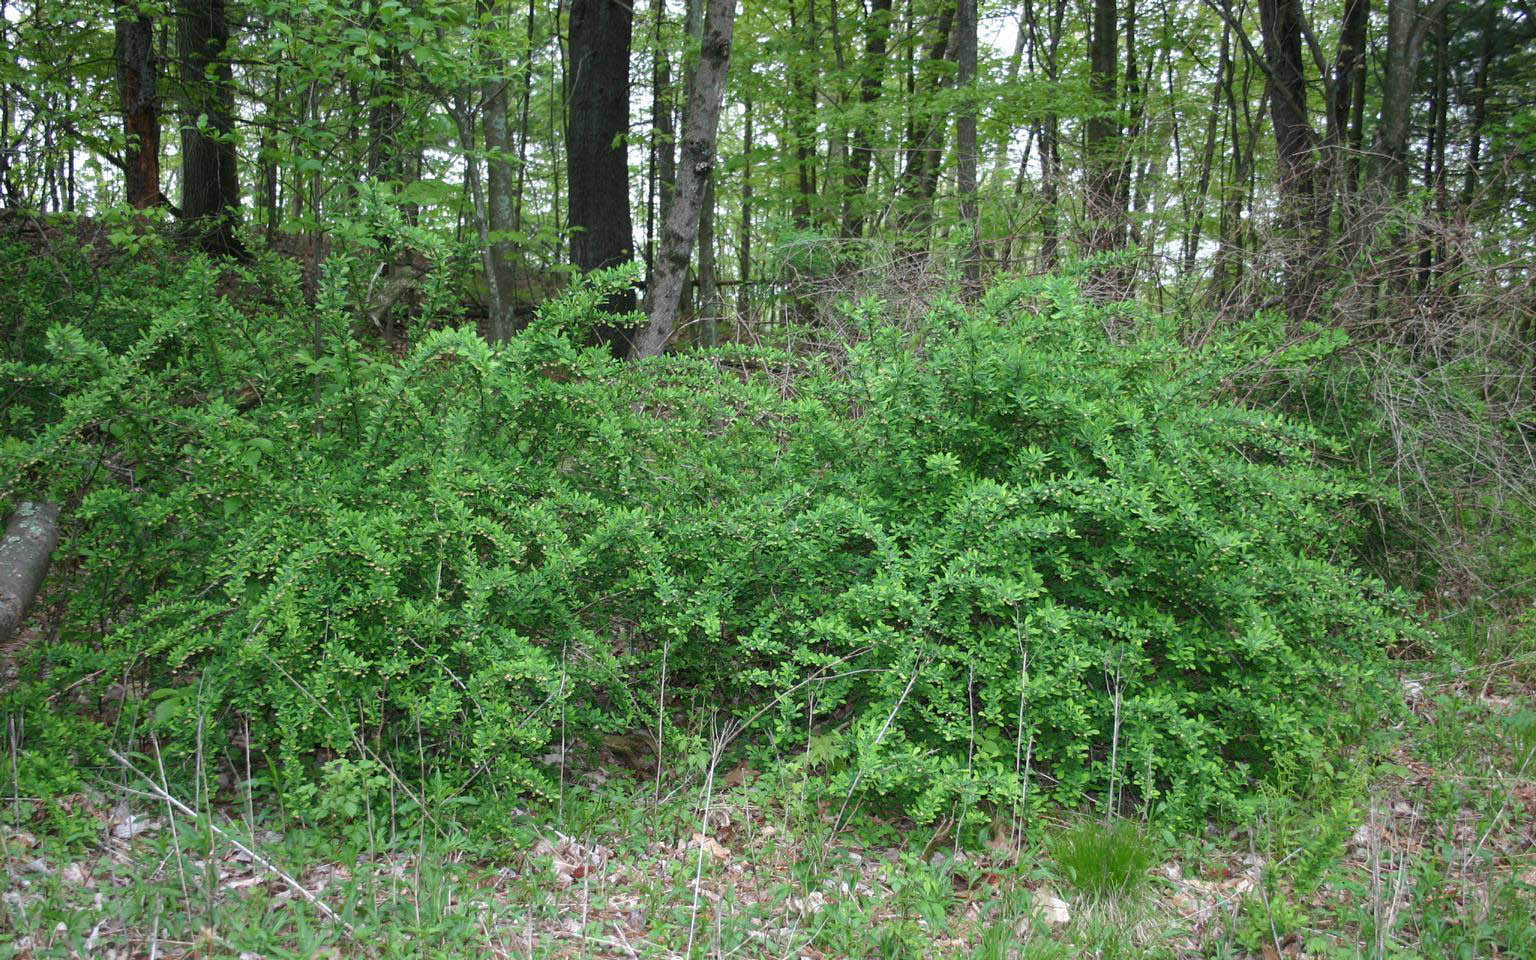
left=567, top=0, right=638, bottom=357
left=1083, top=0, right=1119, bottom=261
left=633, top=0, right=736, bottom=358
left=177, top=0, right=241, bottom=254
left=0, top=502, right=60, bottom=645
left=114, top=5, right=162, bottom=209
left=1327, top=0, right=1367, bottom=152
left=1258, top=0, right=1313, bottom=205
left=1376, top=0, right=1452, bottom=195
left=1257, top=0, right=1321, bottom=318
left=839, top=0, right=893, bottom=239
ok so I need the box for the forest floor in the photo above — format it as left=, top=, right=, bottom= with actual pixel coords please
left=2, top=610, right=1534, bottom=960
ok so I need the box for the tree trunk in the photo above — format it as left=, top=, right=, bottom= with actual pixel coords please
left=698, top=175, right=718, bottom=345
left=652, top=0, right=676, bottom=248
left=115, top=5, right=162, bottom=209
left=894, top=2, right=958, bottom=242
left=1327, top=0, right=1367, bottom=152
left=1462, top=6, right=1492, bottom=205
left=1258, top=0, right=1313, bottom=206
left=1258, top=0, right=1323, bottom=318
left=839, top=0, right=893, bottom=239
left=956, top=0, right=979, bottom=291
left=1083, top=0, right=1119, bottom=264
left=1376, top=0, right=1451, bottom=195
left=567, top=0, right=639, bottom=357
left=1030, top=0, right=1065, bottom=270
left=1183, top=20, right=1226, bottom=274
left=0, top=502, right=60, bottom=645
left=786, top=0, right=817, bottom=227
left=634, top=0, right=737, bottom=358
left=482, top=0, right=519, bottom=341
left=177, top=0, right=241, bottom=254
left=740, top=91, right=752, bottom=312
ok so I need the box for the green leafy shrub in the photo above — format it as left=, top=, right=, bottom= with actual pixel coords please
left=2, top=245, right=1416, bottom=826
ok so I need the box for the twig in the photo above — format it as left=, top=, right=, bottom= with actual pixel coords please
left=105, top=748, right=357, bottom=938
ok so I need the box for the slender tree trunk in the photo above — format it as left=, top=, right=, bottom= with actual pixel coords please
left=894, top=2, right=957, bottom=242
left=1184, top=21, right=1226, bottom=274
left=839, top=0, right=893, bottom=239
left=653, top=0, right=676, bottom=240
left=787, top=0, right=816, bottom=227
left=1462, top=14, right=1492, bottom=205
left=1422, top=5, right=1448, bottom=286
left=740, top=91, right=753, bottom=315
left=1031, top=0, right=1064, bottom=270
left=698, top=175, right=718, bottom=344
left=567, top=0, right=638, bottom=356
left=115, top=5, right=162, bottom=208
left=1258, top=0, right=1314, bottom=206
left=634, top=0, right=737, bottom=357
left=956, top=0, right=979, bottom=291
left=0, top=0, right=11, bottom=205
left=1258, top=0, right=1323, bottom=317
left=453, top=98, right=507, bottom=339
left=178, top=0, right=241, bottom=253
left=482, top=0, right=519, bottom=340
left=1328, top=0, right=1367, bottom=152
left=1213, top=31, right=1249, bottom=299
left=512, top=0, right=538, bottom=234
left=986, top=0, right=1028, bottom=184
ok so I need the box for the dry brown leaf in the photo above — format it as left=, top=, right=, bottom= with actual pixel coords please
left=691, top=832, right=730, bottom=862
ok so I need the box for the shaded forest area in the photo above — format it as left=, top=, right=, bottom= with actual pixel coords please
left=2, top=0, right=1536, bottom=954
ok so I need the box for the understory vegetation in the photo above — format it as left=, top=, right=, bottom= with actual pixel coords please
left=3, top=219, right=1533, bottom=957
left=4, top=229, right=1417, bottom=822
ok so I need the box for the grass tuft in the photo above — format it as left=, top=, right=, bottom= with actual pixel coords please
left=1049, top=818, right=1160, bottom=903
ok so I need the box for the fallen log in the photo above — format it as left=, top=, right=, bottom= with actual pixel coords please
left=0, top=502, right=61, bottom=644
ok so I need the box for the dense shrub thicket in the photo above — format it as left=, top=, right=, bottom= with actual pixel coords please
left=1, top=239, right=1417, bottom=827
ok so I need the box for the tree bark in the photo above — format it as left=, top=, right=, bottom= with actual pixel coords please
left=1327, top=0, right=1367, bottom=151
left=894, top=2, right=958, bottom=241
left=1376, top=0, right=1451, bottom=194
left=1083, top=0, right=1119, bottom=262
left=956, top=0, right=979, bottom=291
left=1462, top=13, right=1492, bottom=204
left=1183, top=20, right=1226, bottom=274
left=839, top=0, right=893, bottom=239
left=482, top=0, right=520, bottom=341
left=567, top=0, right=639, bottom=357
left=740, top=90, right=752, bottom=307
left=115, top=5, right=162, bottom=208
left=0, top=502, right=60, bottom=645
left=633, top=0, right=736, bottom=358
left=1258, top=0, right=1314, bottom=206
left=177, top=0, right=241, bottom=254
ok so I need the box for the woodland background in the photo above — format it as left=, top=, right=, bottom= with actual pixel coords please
left=1, top=0, right=1535, bottom=955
